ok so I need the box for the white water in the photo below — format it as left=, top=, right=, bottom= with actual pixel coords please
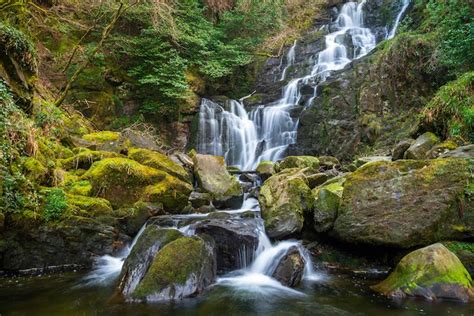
left=387, top=0, right=410, bottom=39
left=197, top=0, right=388, bottom=170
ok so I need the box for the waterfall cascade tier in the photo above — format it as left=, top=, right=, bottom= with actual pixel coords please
left=197, top=0, right=394, bottom=170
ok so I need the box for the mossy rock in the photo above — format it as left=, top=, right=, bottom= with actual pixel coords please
left=65, top=180, right=92, bottom=196
left=256, top=161, right=275, bottom=180
left=82, top=131, right=120, bottom=144
left=58, top=148, right=122, bottom=170
left=119, top=226, right=183, bottom=297
left=372, top=243, right=474, bottom=302
left=444, top=241, right=474, bottom=277
left=312, top=179, right=345, bottom=233
left=128, top=148, right=190, bottom=183
left=81, top=158, right=167, bottom=207
left=275, top=156, right=320, bottom=172
left=66, top=194, right=113, bottom=216
left=318, top=156, right=340, bottom=169
left=306, top=173, right=329, bottom=189
left=354, top=156, right=391, bottom=168
left=131, top=236, right=216, bottom=302
left=22, top=157, right=48, bottom=182
left=193, top=154, right=242, bottom=208
left=404, top=132, right=440, bottom=160
left=334, top=159, right=474, bottom=248
left=142, top=175, right=193, bottom=213
left=259, top=169, right=313, bottom=238
left=426, top=140, right=459, bottom=159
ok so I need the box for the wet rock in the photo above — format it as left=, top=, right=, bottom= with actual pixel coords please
left=441, top=144, right=474, bottom=159
left=142, top=174, right=193, bottom=213
left=372, top=243, right=474, bottom=302
left=259, top=169, right=313, bottom=239
left=334, top=159, right=474, bottom=248
left=275, top=156, right=320, bottom=172
left=256, top=161, right=275, bottom=181
left=313, top=177, right=345, bottom=233
left=193, top=154, right=243, bottom=209
left=189, top=191, right=212, bottom=209
left=118, top=227, right=183, bottom=297
left=392, top=140, right=413, bottom=161
left=404, top=132, right=440, bottom=159
left=131, top=236, right=216, bottom=302
left=272, top=246, right=305, bottom=287
left=195, top=216, right=259, bottom=273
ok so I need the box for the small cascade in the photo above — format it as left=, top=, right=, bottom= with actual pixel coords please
left=386, top=0, right=410, bottom=39
left=280, top=40, right=297, bottom=81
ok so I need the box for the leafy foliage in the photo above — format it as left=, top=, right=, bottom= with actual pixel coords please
left=0, top=22, right=37, bottom=71
left=43, top=188, right=68, bottom=221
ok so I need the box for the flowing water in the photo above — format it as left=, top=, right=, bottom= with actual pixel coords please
left=197, top=0, right=380, bottom=170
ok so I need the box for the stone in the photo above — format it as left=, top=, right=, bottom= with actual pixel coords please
left=118, top=227, right=183, bottom=297
left=131, top=236, right=216, bottom=302
left=354, top=156, right=391, bottom=168
left=306, top=173, right=329, bottom=189
left=441, top=144, right=474, bottom=159
left=272, top=246, right=305, bottom=287
left=318, top=156, right=340, bottom=169
left=404, top=132, right=440, bottom=159
left=392, top=140, right=413, bottom=161
left=425, top=140, right=458, bottom=159
left=193, top=154, right=243, bottom=209
left=333, top=159, right=474, bottom=248
left=372, top=243, right=474, bottom=302
left=259, top=169, right=313, bottom=239
left=188, top=191, right=212, bottom=209
left=195, top=216, right=259, bottom=273
left=256, top=161, right=276, bottom=181
left=276, top=156, right=320, bottom=172
left=312, top=178, right=345, bottom=233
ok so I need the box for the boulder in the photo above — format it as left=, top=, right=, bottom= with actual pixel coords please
left=142, top=174, right=193, bottom=213
left=259, top=169, right=313, bottom=239
left=404, top=132, right=440, bottom=159
left=372, top=243, right=474, bottom=302
left=318, top=156, right=340, bottom=169
left=58, top=149, right=122, bottom=170
left=272, top=246, right=306, bottom=287
left=131, top=236, right=216, bottom=302
left=193, top=154, right=243, bottom=209
left=306, top=173, right=329, bottom=189
left=443, top=242, right=474, bottom=277
left=128, top=148, right=191, bottom=183
left=425, top=140, right=458, bottom=159
left=313, top=177, right=345, bottom=233
left=441, top=144, right=474, bottom=159
left=354, top=156, right=391, bottom=168
left=334, top=159, right=474, bottom=248
left=188, top=191, right=212, bottom=209
left=118, top=227, right=183, bottom=297
left=392, top=140, right=413, bottom=161
left=256, top=161, right=276, bottom=181
left=195, top=216, right=259, bottom=273
left=275, top=156, right=320, bottom=172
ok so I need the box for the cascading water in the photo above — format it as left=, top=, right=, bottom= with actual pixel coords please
left=387, top=0, right=410, bottom=39
left=197, top=0, right=381, bottom=170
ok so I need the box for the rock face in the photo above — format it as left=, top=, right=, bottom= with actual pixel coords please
left=372, top=243, right=474, bottom=302
left=259, top=169, right=313, bottom=238
left=118, top=227, right=183, bottom=297
left=195, top=216, right=259, bottom=273
left=333, top=159, right=474, bottom=248
left=272, top=246, right=306, bottom=287
left=404, top=132, right=440, bottom=159
left=130, top=236, right=216, bottom=302
left=193, top=154, right=243, bottom=208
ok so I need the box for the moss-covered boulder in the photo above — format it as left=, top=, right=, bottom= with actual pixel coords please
left=275, top=156, right=319, bottom=172
left=131, top=236, right=216, bottom=302
left=306, top=173, right=329, bottom=189
left=259, top=169, right=313, bottom=239
left=256, top=161, right=275, bottom=181
left=441, top=144, right=474, bottom=159
left=372, top=243, right=474, bottom=302
left=334, top=159, right=474, bottom=248
left=58, top=148, right=122, bottom=170
left=82, top=131, right=120, bottom=144
left=318, top=156, right=340, bottom=169
left=81, top=158, right=166, bottom=207
left=193, top=154, right=242, bottom=209
left=118, top=226, right=183, bottom=298
left=444, top=241, right=474, bottom=277
left=128, top=148, right=191, bottom=183
left=142, top=174, right=193, bottom=213
left=22, top=157, right=48, bottom=182
left=404, top=132, right=440, bottom=159
left=354, top=156, right=391, bottom=168
left=312, top=177, right=345, bottom=233
left=67, top=194, right=113, bottom=216
left=392, top=140, right=413, bottom=161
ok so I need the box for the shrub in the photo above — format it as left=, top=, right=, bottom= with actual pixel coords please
left=43, top=188, right=68, bottom=221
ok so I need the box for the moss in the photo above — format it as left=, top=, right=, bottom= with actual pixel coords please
left=21, top=157, right=48, bottom=182
left=128, top=148, right=190, bottom=182
left=65, top=180, right=92, bottom=196
left=81, top=158, right=167, bottom=207
left=276, top=156, right=320, bottom=172
left=82, top=131, right=120, bottom=143
left=256, top=161, right=275, bottom=175
left=58, top=148, right=122, bottom=170
left=132, top=236, right=210, bottom=299
left=66, top=194, right=113, bottom=216
left=142, top=175, right=193, bottom=212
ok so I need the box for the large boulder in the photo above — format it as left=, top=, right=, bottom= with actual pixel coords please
left=313, top=177, right=345, bottom=233
left=193, top=154, right=243, bottom=209
left=272, top=246, right=306, bottom=287
left=372, top=243, right=474, bottom=302
left=130, top=236, right=216, bottom=302
left=404, top=132, right=440, bottom=159
left=195, top=216, right=259, bottom=273
left=259, top=169, right=313, bottom=239
left=276, top=156, right=320, bottom=172
left=256, top=161, right=276, bottom=181
left=333, top=159, right=474, bottom=248
left=392, top=140, right=413, bottom=161
left=118, top=227, right=183, bottom=297
left=142, top=174, right=193, bottom=213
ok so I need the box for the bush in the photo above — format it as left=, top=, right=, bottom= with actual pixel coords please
left=43, top=188, right=68, bottom=221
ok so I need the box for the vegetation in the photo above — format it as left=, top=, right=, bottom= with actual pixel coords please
left=43, top=188, right=68, bottom=221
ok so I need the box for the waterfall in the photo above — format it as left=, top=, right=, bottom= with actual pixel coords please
left=387, top=0, right=410, bottom=39
left=196, top=0, right=402, bottom=170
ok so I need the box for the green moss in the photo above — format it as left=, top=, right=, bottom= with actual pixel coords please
left=66, top=180, right=92, bottom=196
left=22, top=157, right=48, bottom=182
left=43, top=188, right=68, bottom=221
left=82, top=131, right=120, bottom=143
left=276, top=156, right=320, bottom=172
left=58, top=148, right=122, bottom=170
left=256, top=161, right=275, bottom=175
left=128, top=148, right=190, bottom=182
left=66, top=194, right=112, bottom=215
left=142, top=175, right=192, bottom=212
left=132, top=236, right=210, bottom=299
